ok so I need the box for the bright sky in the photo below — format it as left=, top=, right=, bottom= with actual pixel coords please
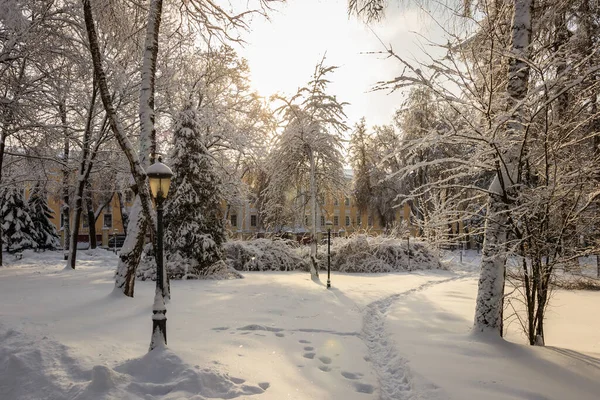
left=235, top=0, right=439, bottom=130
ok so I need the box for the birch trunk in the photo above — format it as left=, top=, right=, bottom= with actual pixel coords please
left=308, top=148, right=319, bottom=279
left=113, top=0, right=164, bottom=297
left=81, top=0, right=157, bottom=297
left=474, top=0, right=533, bottom=334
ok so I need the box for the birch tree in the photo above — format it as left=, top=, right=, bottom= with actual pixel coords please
left=266, top=60, right=348, bottom=279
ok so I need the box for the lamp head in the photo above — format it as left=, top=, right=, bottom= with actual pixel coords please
left=146, top=156, right=173, bottom=200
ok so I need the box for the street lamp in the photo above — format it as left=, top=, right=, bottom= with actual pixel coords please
left=325, top=220, right=333, bottom=289
left=146, top=156, right=173, bottom=351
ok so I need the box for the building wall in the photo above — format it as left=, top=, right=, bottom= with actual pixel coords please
left=45, top=192, right=130, bottom=248
left=226, top=193, right=413, bottom=239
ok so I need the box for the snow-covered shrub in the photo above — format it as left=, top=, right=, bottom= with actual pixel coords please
left=224, top=239, right=304, bottom=271
left=315, top=234, right=442, bottom=272
left=137, top=243, right=243, bottom=281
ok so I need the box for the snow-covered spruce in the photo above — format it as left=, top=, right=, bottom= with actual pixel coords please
left=0, top=187, right=38, bottom=254
left=163, top=103, right=228, bottom=279
left=313, top=234, right=443, bottom=273
left=224, top=239, right=304, bottom=271
left=27, top=183, right=60, bottom=250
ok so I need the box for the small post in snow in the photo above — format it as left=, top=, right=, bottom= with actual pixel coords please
left=407, top=235, right=410, bottom=270
left=325, top=220, right=333, bottom=288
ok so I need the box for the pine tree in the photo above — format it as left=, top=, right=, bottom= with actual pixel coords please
left=27, top=183, right=60, bottom=251
left=164, top=104, right=226, bottom=279
left=0, top=187, right=37, bottom=254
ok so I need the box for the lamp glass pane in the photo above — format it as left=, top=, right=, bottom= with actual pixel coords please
left=160, top=178, right=171, bottom=198
left=149, top=177, right=160, bottom=199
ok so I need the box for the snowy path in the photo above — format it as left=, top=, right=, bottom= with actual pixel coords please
left=361, top=275, right=468, bottom=400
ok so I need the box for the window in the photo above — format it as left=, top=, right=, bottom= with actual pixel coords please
left=368, top=216, right=373, bottom=227
left=320, top=215, right=325, bottom=226
left=230, top=214, right=237, bottom=227
left=333, top=197, right=339, bottom=206
left=82, top=217, right=89, bottom=228
left=333, top=216, right=339, bottom=226
left=345, top=216, right=350, bottom=226
left=356, top=215, right=361, bottom=226
left=103, top=213, right=112, bottom=228
left=344, top=197, right=350, bottom=206
left=250, top=215, right=257, bottom=227
left=305, top=215, right=309, bottom=226
left=60, top=213, right=65, bottom=228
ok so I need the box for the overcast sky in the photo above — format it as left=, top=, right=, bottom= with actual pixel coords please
left=235, top=0, right=440, bottom=131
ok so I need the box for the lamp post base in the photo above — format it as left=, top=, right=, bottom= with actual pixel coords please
left=327, top=280, right=331, bottom=288
left=150, top=311, right=167, bottom=351
left=149, top=290, right=167, bottom=351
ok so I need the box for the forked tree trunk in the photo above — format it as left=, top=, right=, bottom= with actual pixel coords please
left=68, top=82, right=97, bottom=269
left=474, top=0, right=533, bottom=335
left=81, top=0, right=157, bottom=297
left=59, top=101, right=71, bottom=260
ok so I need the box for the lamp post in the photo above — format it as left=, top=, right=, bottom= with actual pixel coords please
left=325, top=220, right=333, bottom=288
left=146, top=156, right=173, bottom=351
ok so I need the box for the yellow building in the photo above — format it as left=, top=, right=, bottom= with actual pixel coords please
left=44, top=190, right=132, bottom=248
left=226, top=193, right=413, bottom=239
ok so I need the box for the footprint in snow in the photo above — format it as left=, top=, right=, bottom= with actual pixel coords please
left=341, top=371, right=362, bottom=380
left=303, top=352, right=316, bottom=359
left=318, top=356, right=332, bottom=365
left=318, top=365, right=331, bottom=372
left=275, top=333, right=285, bottom=337
left=299, top=340, right=311, bottom=344
left=258, top=382, right=270, bottom=390
left=354, top=383, right=375, bottom=394
left=303, top=346, right=314, bottom=351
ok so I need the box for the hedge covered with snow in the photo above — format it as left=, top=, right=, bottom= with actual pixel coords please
left=224, top=235, right=442, bottom=273
left=137, top=235, right=441, bottom=278
left=224, top=239, right=304, bottom=271
left=315, top=234, right=442, bottom=272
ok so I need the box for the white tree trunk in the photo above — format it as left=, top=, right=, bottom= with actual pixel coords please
left=114, top=0, right=164, bottom=297
left=474, top=196, right=508, bottom=332
left=309, top=148, right=319, bottom=279
left=474, top=0, right=533, bottom=335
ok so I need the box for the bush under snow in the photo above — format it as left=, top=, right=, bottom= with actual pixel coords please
left=224, top=235, right=442, bottom=273
left=224, top=239, right=304, bottom=271
left=315, top=234, right=443, bottom=273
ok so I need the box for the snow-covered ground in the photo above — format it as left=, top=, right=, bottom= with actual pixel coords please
left=0, top=249, right=599, bottom=399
